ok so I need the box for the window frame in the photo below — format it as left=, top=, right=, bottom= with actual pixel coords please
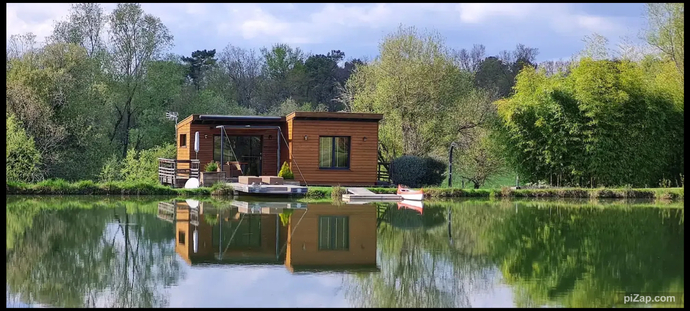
left=318, top=216, right=349, bottom=251
left=179, top=134, right=187, bottom=148
left=318, top=136, right=351, bottom=170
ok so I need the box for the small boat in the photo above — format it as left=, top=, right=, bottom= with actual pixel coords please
left=397, top=185, right=424, bottom=201
left=397, top=200, right=424, bottom=213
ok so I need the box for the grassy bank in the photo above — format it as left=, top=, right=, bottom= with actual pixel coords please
left=305, top=186, right=684, bottom=201
left=6, top=179, right=234, bottom=196
left=6, top=180, right=683, bottom=201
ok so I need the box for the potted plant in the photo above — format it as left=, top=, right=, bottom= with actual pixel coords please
left=200, top=161, right=222, bottom=186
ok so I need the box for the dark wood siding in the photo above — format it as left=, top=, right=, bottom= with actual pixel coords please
left=187, top=124, right=282, bottom=176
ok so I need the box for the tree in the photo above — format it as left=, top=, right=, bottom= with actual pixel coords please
left=455, top=127, right=506, bottom=189
left=218, top=45, right=263, bottom=108
left=181, top=49, right=217, bottom=90
left=644, top=3, right=684, bottom=78
left=50, top=3, right=106, bottom=57
left=497, top=58, right=683, bottom=187
left=106, top=3, right=174, bottom=158
left=349, top=25, right=475, bottom=158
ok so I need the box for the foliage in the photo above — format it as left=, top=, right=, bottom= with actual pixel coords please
left=455, top=127, right=507, bottom=189
left=204, top=161, right=219, bottom=172
left=98, top=155, right=121, bottom=183
left=6, top=113, right=43, bottom=182
left=497, top=57, right=684, bottom=187
left=279, top=209, right=294, bottom=226
left=278, top=161, right=295, bottom=179
left=349, top=26, right=477, bottom=158
left=644, top=3, right=684, bottom=79
left=6, top=179, right=212, bottom=196
left=120, top=143, right=176, bottom=183
left=390, top=155, right=446, bottom=188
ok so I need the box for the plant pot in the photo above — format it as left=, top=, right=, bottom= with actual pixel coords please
left=200, top=171, right=223, bottom=187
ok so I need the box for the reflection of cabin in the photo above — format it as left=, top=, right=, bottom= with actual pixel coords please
left=285, top=203, right=378, bottom=273
left=165, top=201, right=379, bottom=273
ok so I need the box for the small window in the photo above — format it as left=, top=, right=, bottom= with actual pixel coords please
left=179, top=134, right=187, bottom=147
left=319, top=136, right=350, bottom=169
left=179, top=231, right=186, bottom=245
left=318, top=216, right=349, bottom=250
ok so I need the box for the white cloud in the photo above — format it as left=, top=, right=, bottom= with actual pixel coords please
left=6, top=3, right=71, bottom=43
left=455, top=3, right=627, bottom=39
left=457, top=3, right=539, bottom=24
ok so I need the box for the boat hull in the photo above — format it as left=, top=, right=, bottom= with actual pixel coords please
left=399, top=193, right=424, bottom=201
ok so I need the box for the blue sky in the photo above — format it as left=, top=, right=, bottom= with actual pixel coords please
left=6, top=3, right=648, bottom=62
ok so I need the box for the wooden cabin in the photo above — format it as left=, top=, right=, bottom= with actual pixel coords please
left=161, top=112, right=383, bottom=187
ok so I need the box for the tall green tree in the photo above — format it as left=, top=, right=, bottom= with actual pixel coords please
left=106, top=3, right=174, bottom=158
left=181, top=49, right=217, bottom=91
left=349, top=25, right=475, bottom=158
left=644, top=3, right=684, bottom=79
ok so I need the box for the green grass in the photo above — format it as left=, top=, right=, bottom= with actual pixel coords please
left=6, top=179, right=220, bottom=196
left=440, top=171, right=518, bottom=189
left=6, top=179, right=684, bottom=202
left=307, top=185, right=684, bottom=201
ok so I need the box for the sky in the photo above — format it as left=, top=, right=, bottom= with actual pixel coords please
left=6, top=3, right=649, bottom=63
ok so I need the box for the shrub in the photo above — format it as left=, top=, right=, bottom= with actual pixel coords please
left=278, top=161, right=294, bottom=179
left=6, top=113, right=42, bottom=182
left=332, top=184, right=347, bottom=201
left=204, top=161, right=219, bottom=172
left=390, top=155, right=447, bottom=188
left=120, top=144, right=176, bottom=183
left=421, top=157, right=447, bottom=186
left=99, top=155, right=122, bottom=183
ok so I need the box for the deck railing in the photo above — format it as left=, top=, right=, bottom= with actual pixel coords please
left=377, top=161, right=391, bottom=183
left=158, top=158, right=200, bottom=187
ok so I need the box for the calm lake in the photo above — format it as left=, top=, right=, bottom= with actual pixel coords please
left=6, top=196, right=684, bottom=308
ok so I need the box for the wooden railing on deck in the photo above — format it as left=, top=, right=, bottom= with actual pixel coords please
left=377, top=161, right=391, bottom=183
left=158, top=158, right=200, bottom=187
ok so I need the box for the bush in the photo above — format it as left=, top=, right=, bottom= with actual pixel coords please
left=204, top=161, right=219, bottom=172
left=98, top=155, right=121, bottom=183
left=6, top=113, right=42, bottom=182
left=422, top=157, right=447, bottom=186
left=120, top=144, right=176, bottom=183
left=278, top=161, right=294, bottom=179
left=390, top=155, right=447, bottom=188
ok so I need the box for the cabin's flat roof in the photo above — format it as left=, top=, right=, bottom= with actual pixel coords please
left=286, top=111, right=383, bottom=122
left=197, top=114, right=284, bottom=122
left=181, top=111, right=383, bottom=126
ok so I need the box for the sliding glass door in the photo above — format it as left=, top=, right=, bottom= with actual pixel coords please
left=214, top=135, right=263, bottom=176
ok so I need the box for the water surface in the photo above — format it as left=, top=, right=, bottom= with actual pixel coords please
left=6, top=196, right=684, bottom=308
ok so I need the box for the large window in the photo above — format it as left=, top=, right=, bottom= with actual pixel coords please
left=213, top=135, right=263, bottom=176
left=319, top=136, right=350, bottom=169
left=318, top=216, right=349, bottom=250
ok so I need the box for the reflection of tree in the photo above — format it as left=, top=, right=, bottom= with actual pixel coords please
left=6, top=197, right=183, bottom=308
left=346, top=200, right=684, bottom=308
left=486, top=202, right=685, bottom=307
left=344, top=203, right=495, bottom=307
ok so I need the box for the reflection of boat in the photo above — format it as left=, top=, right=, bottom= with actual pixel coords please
left=397, top=185, right=424, bottom=201
left=397, top=200, right=423, bottom=213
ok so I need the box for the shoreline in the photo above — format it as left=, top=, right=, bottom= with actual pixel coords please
left=5, top=180, right=684, bottom=201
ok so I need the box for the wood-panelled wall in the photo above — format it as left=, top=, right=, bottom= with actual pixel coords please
left=287, top=119, right=379, bottom=186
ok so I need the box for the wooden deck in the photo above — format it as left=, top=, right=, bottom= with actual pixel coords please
left=229, top=182, right=309, bottom=196
left=158, top=158, right=200, bottom=188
